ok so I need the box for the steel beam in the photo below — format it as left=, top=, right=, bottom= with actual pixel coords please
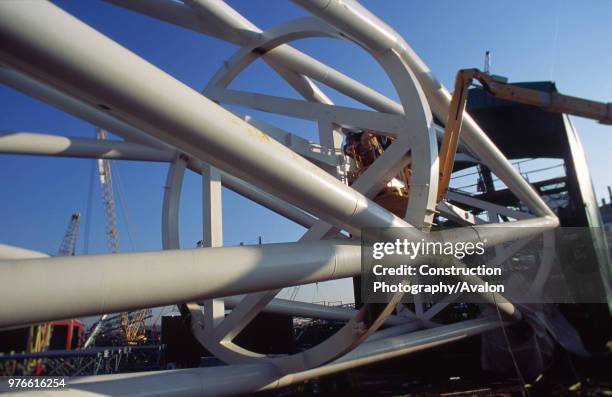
left=162, top=157, right=187, bottom=250
left=0, top=219, right=543, bottom=329
left=221, top=295, right=410, bottom=326
left=0, top=133, right=315, bottom=238
left=0, top=2, right=562, bottom=393
left=292, top=0, right=557, bottom=220
left=104, top=0, right=400, bottom=114
left=207, top=88, right=406, bottom=136
left=0, top=129, right=334, bottom=168
left=103, top=0, right=470, bottom=155
left=19, top=318, right=501, bottom=397
left=0, top=66, right=169, bottom=150
left=0, top=0, right=421, bottom=239
left=230, top=111, right=337, bottom=167
left=0, top=132, right=175, bottom=161
left=0, top=67, right=318, bottom=229
left=0, top=241, right=361, bottom=329
left=0, top=243, right=48, bottom=260
left=447, top=191, right=534, bottom=220
left=0, top=130, right=316, bottom=229
left=181, top=0, right=335, bottom=107
left=201, top=163, right=226, bottom=329
left=0, top=0, right=559, bottom=368
left=189, top=160, right=318, bottom=229
left=120, top=1, right=464, bottom=168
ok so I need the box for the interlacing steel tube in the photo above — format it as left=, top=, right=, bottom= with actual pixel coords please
left=0, top=0, right=564, bottom=395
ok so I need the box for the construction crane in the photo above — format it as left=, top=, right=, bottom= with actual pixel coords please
left=57, top=212, right=80, bottom=256
left=96, top=128, right=120, bottom=254
left=437, top=67, right=612, bottom=201
left=27, top=212, right=81, bottom=371
left=84, top=128, right=147, bottom=347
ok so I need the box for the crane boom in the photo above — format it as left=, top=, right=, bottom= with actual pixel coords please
left=85, top=129, right=122, bottom=348
left=58, top=212, right=80, bottom=256
left=437, top=68, right=612, bottom=201
left=85, top=128, right=147, bottom=347
left=29, top=213, right=81, bottom=355
left=96, top=128, right=120, bottom=254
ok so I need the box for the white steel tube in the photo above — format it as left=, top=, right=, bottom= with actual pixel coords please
left=105, top=0, right=401, bottom=114
left=19, top=318, right=500, bottom=397
left=189, top=163, right=318, bottom=229
left=103, top=0, right=238, bottom=42
left=0, top=244, right=49, bottom=260
left=0, top=132, right=176, bottom=161
left=0, top=66, right=169, bottom=150
left=0, top=0, right=555, bottom=325
left=0, top=0, right=419, bottom=238
left=103, top=0, right=532, bottom=209
left=292, top=0, right=557, bottom=219
left=0, top=67, right=317, bottom=228
left=103, top=1, right=471, bottom=154
left=222, top=295, right=409, bottom=325
left=272, top=317, right=501, bottom=389
left=0, top=220, right=535, bottom=329
left=0, top=241, right=360, bottom=329
left=180, top=0, right=335, bottom=104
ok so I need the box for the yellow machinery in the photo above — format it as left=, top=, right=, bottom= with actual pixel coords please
left=437, top=68, right=612, bottom=202
left=120, top=310, right=148, bottom=345
left=29, top=212, right=81, bottom=354
left=343, top=130, right=412, bottom=217
left=344, top=68, right=611, bottom=217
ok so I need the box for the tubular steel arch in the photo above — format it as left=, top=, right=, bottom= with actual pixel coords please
left=161, top=16, right=438, bottom=372
left=0, top=0, right=565, bottom=395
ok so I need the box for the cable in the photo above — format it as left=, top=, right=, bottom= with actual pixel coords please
left=310, top=283, right=319, bottom=303
left=82, top=159, right=96, bottom=255
left=491, top=293, right=529, bottom=397
left=111, top=161, right=135, bottom=252
left=289, top=285, right=300, bottom=301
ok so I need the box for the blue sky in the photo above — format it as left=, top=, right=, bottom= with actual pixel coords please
left=0, top=1, right=610, bottom=304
